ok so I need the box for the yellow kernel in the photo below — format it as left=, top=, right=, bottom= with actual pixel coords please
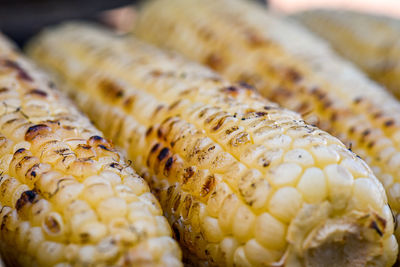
left=201, top=216, right=224, bottom=243
left=42, top=212, right=65, bottom=238
left=83, top=175, right=109, bottom=186
left=78, top=221, right=108, bottom=243
left=97, top=197, right=127, bottom=221
left=389, top=183, right=400, bottom=210
left=255, top=212, right=287, bottom=250
left=310, top=145, right=340, bottom=165
left=324, top=164, right=354, bottom=210
left=155, top=215, right=172, bottom=236
left=352, top=178, right=385, bottom=211
left=26, top=227, right=44, bottom=257
left=115, top=184, right=139, bottom=202
left=264, top=134, right=292, bottom=149
left=244, top=239, right=282, bottom=265
left=206, top=182, right=231, bottom=218
left=340, top=158, right=370, bottom=178
left=233, top=246, right=252, bottom=267
left=268, top=187, right=303, bottom=223
left=284, top=149, right=314, bottom=166
left=36, top=241, right=65, bottom=267
left=232, top=205, right=256, bottom=242
left=220, top=237, right=239, bottom=266
left=139, top=192, right=163, bottom=216
left=123, top=175, right=150, bottom=196
left=268, top=163, right=302, bottom=187
left=53, top=182, right=84, bottom=206
left=297, top=167, right=327, bottom=203
left=30, top=199, right=52, bottom=226
left=100, top=171, right=122, bottom=186
left=218, top=194, right=240, bottom=234
left=78, top=245, right=97, bottom=263
left=82, top=183, right=114, bottom=207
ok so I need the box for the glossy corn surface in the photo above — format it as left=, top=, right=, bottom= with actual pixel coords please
left=0, top=33, right=181, bottom=267
left=28, top=23, right=397, bottom=266
left=293, top=9, right=400, bottom=99
left=134, top=0, right=400, bottom=239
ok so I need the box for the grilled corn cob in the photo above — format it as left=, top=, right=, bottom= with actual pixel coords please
left=0, top=33, right=181, bottom=266
left=134, top=0, right=400, bottom=239
left=28, top=23, right=397, bottom=266
left=293, top=9, right=400, bottom=99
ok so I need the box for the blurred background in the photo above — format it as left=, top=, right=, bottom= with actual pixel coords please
left=1, top=0, right=399, bottom=45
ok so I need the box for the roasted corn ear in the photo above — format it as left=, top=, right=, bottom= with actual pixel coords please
left=0, top=33, right=181, bottom=266
left=28, top=23, right=397, bottom=267
left=134, top=0, right=400, bottom=239
left=293, top=9, right=400, bottom=99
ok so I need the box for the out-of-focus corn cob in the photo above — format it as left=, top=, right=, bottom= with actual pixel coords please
left=28, top=23, right=397, bottom=267
left=293, top=9, right=400, bottom=99
left=134, top=0, right=400, bottom=239
left=0, top=33, right=181, bottom=266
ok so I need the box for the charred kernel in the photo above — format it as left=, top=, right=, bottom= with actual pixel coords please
left=0, top=87, right=8, bottom=93
left=15, top=190, right=37, bottom=210
left=14, top=148, right=27, bottom=155
left=370, top=221, right=383, bottom=236
left=201, top=175, right=216, bottom=197
left=165, top=157, right=174, bottom=173
left=255, top=112, right=267, bottom=117
left=146, top=126, right=153, bottom=136
left=25, top=124, right=52, bottom=141
left=238, top=81, right=255, bottom=90
left=157, top=128, right=163, bottom=138
left=385, top=120, right=395, bottom=127
left=226, top=126, right=239, bottom=135
left=353, top=97, right=363, bottom=104
left=157, top=148, right=170, bottom=161
left=208, top=146, right=216, bottom=152
left=212, top=116, right=228, bottom=131
left=98, top=144, right=112, bottom=151
left=150, top=143, right=160, bottom=154
left=27, top=89, right=47, bottom=97
left=183, top=167, right=195, bottom=184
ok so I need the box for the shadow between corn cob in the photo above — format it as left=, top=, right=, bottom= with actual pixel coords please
left=27, top=23, right=397, bottom=266
left=133, top=0, right=400, bottom=246
left=0, top=32, right=182, bottom=267
left=293, top=9, right=400, bottom=100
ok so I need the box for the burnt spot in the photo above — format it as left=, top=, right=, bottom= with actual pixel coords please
left=14, top=148, right=26, bottom=156
left=5, top=118, right=18, bottom=125
left=169, top=100, right=181, bottom=111
left=362, top=129, right=371, bottom=137
left=201, top=175, right=216, bottom=197
left=330, top=112, right=338, bottom=122
left=384, top=120, right=395, bottom=127
left=15, top=190, right=37, bottom=210
left=27, top=89, right=47, bottom=97
left=172, top=194, right=181, bottom=212
left=205, top=53, right=222, bottom=70
left=212, top=116, right=228, bottom=131
left=164, top=157, right=174, bottom=173
left=353, top=97, right=363, bottom=104
left=285, top=68, right=302, bottom=83
left=98, top=145, right=112, bottom=152
left=123, top=96, right=135, bottom=110
left=0, top=88, right=8, bottom=94
left=146, top=126, right=153, bottom=137
left=157, top=148, right=170, bottom=161
left=373, top=112, right=383, bottom=119
left=47, top=81, right=56, bottom=89
left=243, top=30, right=265, bottom=46
left=149, top=70, right=163, bottom=77
left=3, top=60, right=33, bottom=82
left=225, top=126, right=239, bottom=135
left=181, top=195, right=193, bottom=218
left=44, top=215, right=61, bottom=234
left=153, top=105, right=164, bottom=116
left=238, top=81, right=255, bottom=90
left=183, top=167, right=195, bottom=184
left=367, top=141, right=375, bottom=149
left=109, top=162, right=123, bottom=171
left=78, top=144, right=91, bottom=150
left=25, top=124, right=52, bottom=141
left=171, top=221, right=181, bottom=242
left=208, top=146, right=216, bottom=152
left=369, top=221, right=383, bottom=237
left=157, top=128, right=164, bottom=139
left=88, top=135, right=110, bottom=148
left=99, top=79, right=124, bottom=99
left=349, top=126, right=356, bottom=134
left=26, top=163, right=40, bottom=180
left=150, top=143, right=160, bottom=154
left=255, top=112, right=267, bottom=117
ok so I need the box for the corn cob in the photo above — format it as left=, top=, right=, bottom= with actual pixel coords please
left=28, top=23, right=398, bottom=267
left=293, top=9, right=400, bottom=99
left=133, top=0, right=400, bottom=241
left=0, top=33, right=181, bottom=266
